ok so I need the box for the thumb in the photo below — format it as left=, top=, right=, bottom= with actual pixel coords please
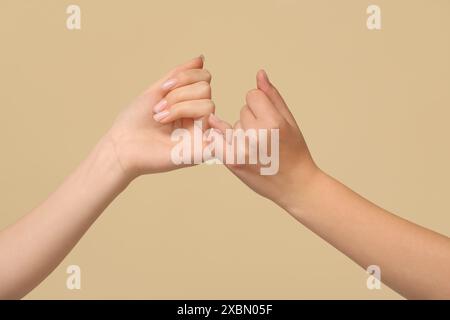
left=256, top=70, right=296, bottom=126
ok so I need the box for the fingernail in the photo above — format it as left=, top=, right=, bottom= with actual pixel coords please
left=153, top=99, right=168, bottom=113
left=199, top=54, right=205, bottom=62
left=153, top=110, right=170, bottom=122
left=161, top=78, right=177, bottom=90
left=261, top=69, right=270, bottom=83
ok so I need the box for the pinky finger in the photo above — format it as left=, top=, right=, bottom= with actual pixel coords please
left=208, top=113, right=232, bottom=134
left=154, top=99, right=215, bottom=124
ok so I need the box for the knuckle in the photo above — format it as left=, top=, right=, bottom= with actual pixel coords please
left=246, top=89, right=261, bottom=103
left=171, top=73, right=185, bottom=88
left=165, top=90, right=177, bottom=104
left=266, top=117, right=282, bottom=129
left=203, top=69, right=212, bottom=83
left=198, top=80, right=210, bottom=90
left=206, top=100, right=215, bottom=113
left=198, top=81, right=211, bottom=96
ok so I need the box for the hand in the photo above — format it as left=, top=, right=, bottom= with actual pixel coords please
left=208, top=70, right=319, bottom=208
left=210, top=71, right=450, bottom=300
left=106, top=56, right=215, bottom=181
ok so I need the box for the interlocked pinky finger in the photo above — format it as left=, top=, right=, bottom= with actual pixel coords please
left=153, top=99, right=215, bottom=124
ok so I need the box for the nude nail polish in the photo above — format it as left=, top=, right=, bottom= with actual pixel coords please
left=153, top=99, right=168, bottom=113
left=161, top=79, right=177, bottom=90
left=153, top=110, right=170, bottom=122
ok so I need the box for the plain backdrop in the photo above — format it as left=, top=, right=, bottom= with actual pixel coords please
left=0, top=0, right=449, bottom=299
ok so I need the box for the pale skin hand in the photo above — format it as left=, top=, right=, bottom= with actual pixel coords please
left=0, top=56, right=214, bottom=299
left=110, top=56, right=214, bottom=177
left=208, top=70, right=450, bottom=299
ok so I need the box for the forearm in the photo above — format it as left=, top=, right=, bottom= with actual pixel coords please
left=282, top=169, right=450, bottom=299
left=0, top=134, right=130, bottom=299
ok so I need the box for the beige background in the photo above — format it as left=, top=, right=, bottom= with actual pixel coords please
left=0, top=0, right=449, bottom=299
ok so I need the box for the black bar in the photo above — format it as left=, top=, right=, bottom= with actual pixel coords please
left=0, top=300, right=448, bottom=318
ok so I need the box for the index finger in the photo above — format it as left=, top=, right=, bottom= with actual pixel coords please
left=245, top=89, right=282, bottom=123
left=148, top=55, right=205, bottom=96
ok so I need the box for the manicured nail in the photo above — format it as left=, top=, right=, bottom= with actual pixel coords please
left=153, top=99, right=168, bottom=113
left=153, top=110, right=170, bottom=122
left=161, top=78, right=177, bottom=90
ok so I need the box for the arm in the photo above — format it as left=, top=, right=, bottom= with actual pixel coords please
left=0, top=135, right=128, bottom=299
left=285, top=170, right=450, bottom=299
left=208, top=70, right=450, bottom=299
left=0, top=56, right=214, bottom=299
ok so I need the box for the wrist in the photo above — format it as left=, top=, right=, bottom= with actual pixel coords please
left=75, top=134, right=134, bottom=193
left=275, top=163, right=326, bottom=217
